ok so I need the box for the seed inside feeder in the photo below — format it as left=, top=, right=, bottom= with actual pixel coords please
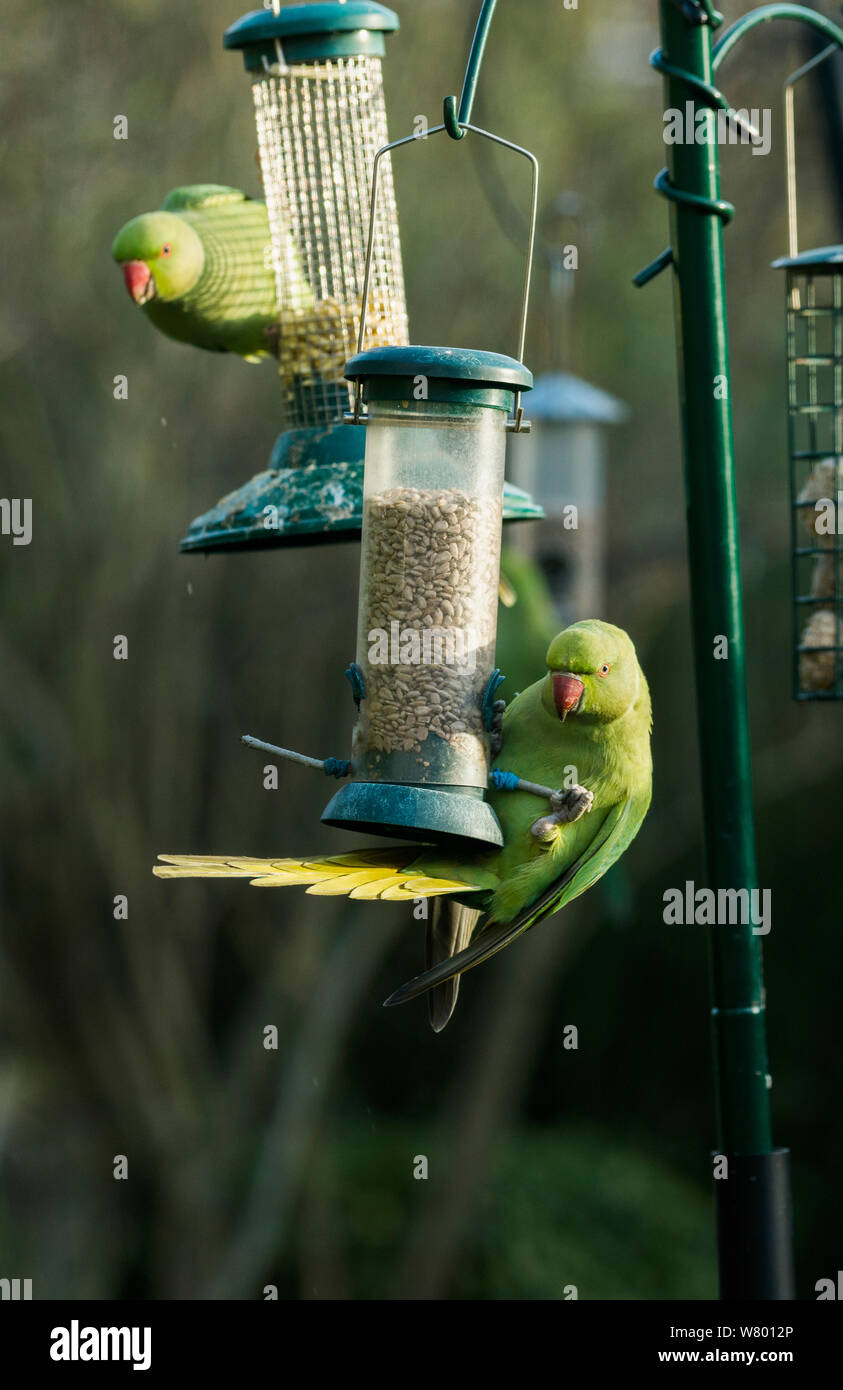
left=356, top=486, right=502, bottom=757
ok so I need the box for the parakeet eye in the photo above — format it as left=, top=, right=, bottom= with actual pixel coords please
left=160, top=244, right=172, bottom=257
left=598, top=663, right=610, bottom=677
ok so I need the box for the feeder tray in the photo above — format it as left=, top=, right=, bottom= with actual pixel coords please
left=773, top=246, right=843, bottom=700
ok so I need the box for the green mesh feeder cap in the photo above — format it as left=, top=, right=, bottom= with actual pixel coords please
left=224, top=2, right=399, bottom=66
left=178, top=426, right=543, bottom=552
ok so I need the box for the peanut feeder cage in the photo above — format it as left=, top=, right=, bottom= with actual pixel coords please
left=772, top=43, right=843, bottom=700
left=179, top=0, right=541, bottom=551
left=777, top=246, right=843, bottom=699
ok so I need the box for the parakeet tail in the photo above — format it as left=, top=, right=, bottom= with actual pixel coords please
left=154, top=849, right=479, bottom=901
left=425, top=900, right=482, bottom=1032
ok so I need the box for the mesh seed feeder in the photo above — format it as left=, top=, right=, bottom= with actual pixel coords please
left=772, top=44, right=843, bottom=700
left=179, top=0, right=541, bottom=550
left=184, top=1, right=405, bottom=550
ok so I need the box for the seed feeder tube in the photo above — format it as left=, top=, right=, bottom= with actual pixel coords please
left=321, top=347, right=533, bottom=847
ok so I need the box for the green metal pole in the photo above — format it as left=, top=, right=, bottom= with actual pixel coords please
left=657, top=0, right=793, bottom=1299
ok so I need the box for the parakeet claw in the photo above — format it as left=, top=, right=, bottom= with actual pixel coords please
left=530, top=785, right=594, bottom=844
left=550, top=785, right=594, bottom=822
left=489, top=699, right=506, bottom=757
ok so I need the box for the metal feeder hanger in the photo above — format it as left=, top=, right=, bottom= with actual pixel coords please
left=772, top=43, right=843, bottom=700
left=180, top=0, right=541, bottom=552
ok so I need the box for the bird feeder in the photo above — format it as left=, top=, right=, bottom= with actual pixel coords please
left=505, top=372, right=628, bottom=622
left=774, top=247, right=843, bottom=699
left=322, top=346, right=532, bottom=846
left=319, top=80, right=538, bottom=846
left=772, top=42, right=843, bottom=699
left=179, top=0, right=541, bottom=550
left=182, top=0, right=406, bottom=549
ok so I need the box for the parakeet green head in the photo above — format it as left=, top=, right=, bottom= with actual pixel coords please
left=112, top=212, right=203, bottom=306
left=541, top=620, right=645, bottom=725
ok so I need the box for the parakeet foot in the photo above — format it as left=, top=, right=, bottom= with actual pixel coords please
left=550, top=785, right=594, bottom=823
left=530, top=785, right=594, bottom=845
left=489, top=699, right=506, bottom=757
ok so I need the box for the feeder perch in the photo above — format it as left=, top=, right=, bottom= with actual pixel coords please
left=321, top=345, right=533, bottom=847
left=505, top=372, right=628, bottom=621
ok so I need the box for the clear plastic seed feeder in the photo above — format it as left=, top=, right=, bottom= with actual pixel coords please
left=321, top=109, right=538, bottom=847
left=179, top=0, right=541, bottom=550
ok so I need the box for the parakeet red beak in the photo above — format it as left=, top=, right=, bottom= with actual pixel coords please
left=552, top=672, right=584, bottom=720
left=121, top=260, right=155, bottom=305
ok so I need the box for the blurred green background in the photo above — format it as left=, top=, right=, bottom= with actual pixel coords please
left=0, top=0, right=841, bottom=1300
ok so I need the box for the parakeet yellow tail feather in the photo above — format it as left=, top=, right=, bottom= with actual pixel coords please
left=154, top=849, right=480, bottom=902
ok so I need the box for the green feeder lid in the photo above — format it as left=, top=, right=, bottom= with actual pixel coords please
left=225, top=3, right=399, bottom=65
left=179, top=425, right=543, bottom=552
left=772, top=246, right=843, bottom=273
left=346, top=345, right=533, bottom=393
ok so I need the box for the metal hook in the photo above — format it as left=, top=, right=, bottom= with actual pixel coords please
left=350, top=120, right=538, bottom=431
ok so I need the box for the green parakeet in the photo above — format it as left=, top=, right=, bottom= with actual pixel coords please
left=112, top=184, right=312, bottom=362
left=156, top=620, right=652, bottom=1030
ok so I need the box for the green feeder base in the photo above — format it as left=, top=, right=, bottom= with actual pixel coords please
left=321, top=780, right=504, bottom=849
left=179, top=425, right=544, bottom=552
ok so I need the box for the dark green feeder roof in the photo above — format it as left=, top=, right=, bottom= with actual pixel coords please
left=772, top=246, right=843, bottom=274
left=346, top=345, right=533, bottom=393
left=179, top=424, right=543, bottom=552
left=225, top=3, right=399, bottom=65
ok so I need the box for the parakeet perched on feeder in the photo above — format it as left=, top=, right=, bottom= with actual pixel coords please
left=156, top=620, right=652, bottom=1031
left=112, top=184, right=312, bottom=362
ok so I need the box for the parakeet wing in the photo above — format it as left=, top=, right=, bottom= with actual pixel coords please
left=154, top=849, right=481, bottom=902
left=384, top=797, right=636, bottom=1008
left=160, top=185, right=252, bottom=211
